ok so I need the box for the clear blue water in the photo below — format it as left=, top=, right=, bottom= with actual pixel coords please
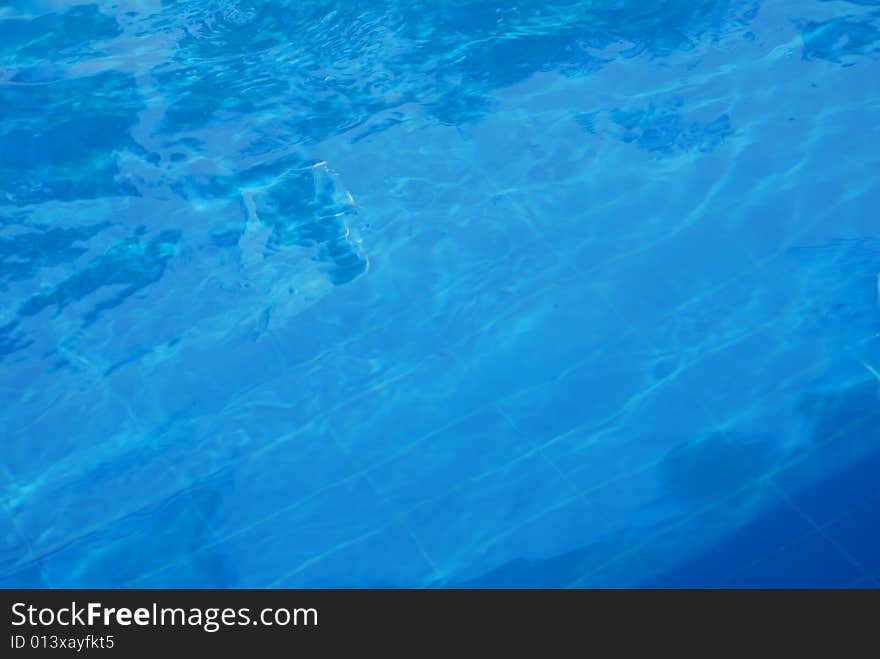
left=1, top=0, right=879, bottom=588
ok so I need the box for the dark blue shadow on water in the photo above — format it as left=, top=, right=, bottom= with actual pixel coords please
left=458, top=445, right=880, bottom=588
left=460, top=380, right=880, bottom=588
left=649, top=448, right=880, bottom=588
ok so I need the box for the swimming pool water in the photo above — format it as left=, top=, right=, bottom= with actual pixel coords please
left=1, top=0, right=879, bottom=588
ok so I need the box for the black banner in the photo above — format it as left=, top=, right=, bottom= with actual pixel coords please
left=2, top=589, right=877, bottom=654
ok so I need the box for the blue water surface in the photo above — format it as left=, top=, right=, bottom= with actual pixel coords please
left=1, top=0, right=879, bottom=588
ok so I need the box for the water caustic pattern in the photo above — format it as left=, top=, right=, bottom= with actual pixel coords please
left=0, top=0, right=878, bottom=588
